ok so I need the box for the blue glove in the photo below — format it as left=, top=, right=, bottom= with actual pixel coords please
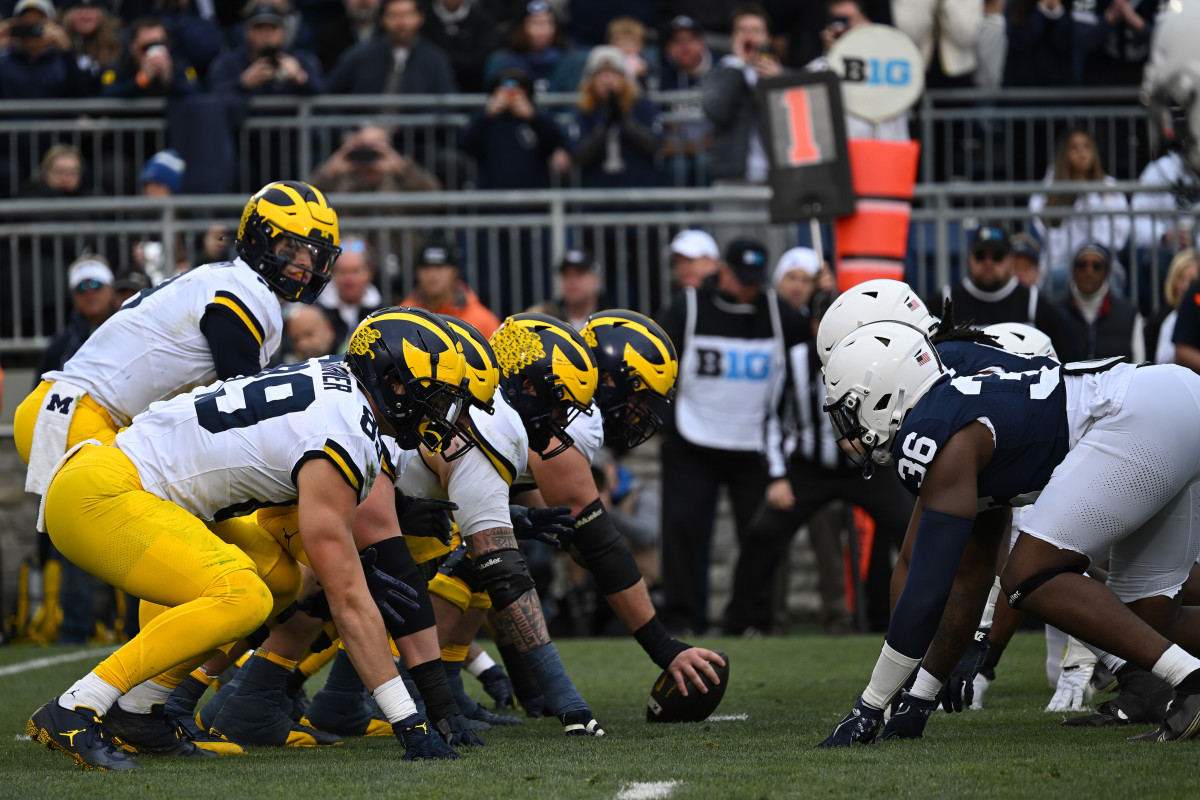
left=393, top=713, right=460, bottom=760
left=510, top=504, right=575, bottom=550
left=938, top=630, right=989, bottom=713
left=477, top=664, right=516, bottom=710
left=433, top=712, right=488, bottom=747
left=396, top=491, right=458, bottom=546
left=879, top=690, right=937, bottom=740
left=817, top=696, right=883, bottom=748
left=360, top=547, right=421, bottom=630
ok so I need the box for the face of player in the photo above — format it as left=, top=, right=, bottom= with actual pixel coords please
left=968, top=246, right=1013, bottom=292
left=1072, top=253, right=1109, bottom=295
left=777, top=269, right=815, bottom=310
left=333, top=251, right=373, bottom=305
left=275, top=237, right=317, bottom=286
left=287, top=308, right=336, bottom=360
left=381, top=0, right=422, bottom=46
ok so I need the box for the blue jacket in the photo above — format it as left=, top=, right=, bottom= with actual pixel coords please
left=207, top=44, right=327, bottom=96
left=0, top=46, right=89, bottom=99
left=459, top=108, right=562, bottom=190
left=568, top=96, right=662, bottom=189
left=99, top=54, right=200, bottom=98
left=327, top=35, right=456, bottom=95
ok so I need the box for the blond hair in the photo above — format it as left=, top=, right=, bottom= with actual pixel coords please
left=1166, top=248, right=1199, bottom=308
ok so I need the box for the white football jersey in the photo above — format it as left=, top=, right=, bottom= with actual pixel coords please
left=117, top=359, right=394, bottom=522
left=566, top=401, right=605, bottom=465
left=44, top=260, right=283, bottom=426
left=398, top=389, right=528, bottom=537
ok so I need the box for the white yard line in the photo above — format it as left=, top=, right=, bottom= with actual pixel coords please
left=14, top=735, right=30, bottom=741
left=616, top=781, right=680, bottom=800
left=707, top=713, right=748, bottom=722
left=0, top=647, right=116, bottom=677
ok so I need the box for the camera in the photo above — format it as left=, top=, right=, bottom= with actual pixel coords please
left=500, top=77, right=521, bottom=95
left=145, top=43, right=168, bottom=57
left=259, top=45, right=281, bottom=65
left=346, top=146, right=381, bottom=164
left=11, top=22, right=44, bottom=40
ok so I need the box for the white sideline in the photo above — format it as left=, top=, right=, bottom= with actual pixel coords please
left=616, top=781, right=680, bottom=800
left=0, top=647, right=116, bottom=677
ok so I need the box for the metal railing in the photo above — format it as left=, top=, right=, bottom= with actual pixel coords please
left=0, top=85, right=1152, bottom=198
left=2, top=180, right=1189, bottom=358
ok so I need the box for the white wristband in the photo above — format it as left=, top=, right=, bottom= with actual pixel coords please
left=862, top=642, right=922, bottom=710
left=466, top=651, right=496, bottom=678
left=371, top=674, right=418, bottom=724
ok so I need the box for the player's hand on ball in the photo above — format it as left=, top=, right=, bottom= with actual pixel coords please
left=817, top=697, right=883, bottom=748
left=668, top=647, right=725, bottom=696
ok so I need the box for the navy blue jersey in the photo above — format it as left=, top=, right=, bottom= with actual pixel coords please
left=891, top=342, right=1070, bottom=508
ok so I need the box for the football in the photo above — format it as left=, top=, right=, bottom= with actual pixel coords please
left=646, top=651, right=730, bottom=723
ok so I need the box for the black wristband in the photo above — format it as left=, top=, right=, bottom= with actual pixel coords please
left=634, top=616, right=690, bottom=670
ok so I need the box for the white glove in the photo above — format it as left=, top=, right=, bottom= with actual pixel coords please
left=1047, top=635, right=1098, bottom=712
left=970, top=673, right=990, bottom=710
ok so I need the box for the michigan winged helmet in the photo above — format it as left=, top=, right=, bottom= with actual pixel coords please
left=490, top=312, right=598, bottom=458
left=583, top=309, right=678, bottom=449
left=343, top=307, right=469, bottom=454
left=236, top=180, right=342, bottom=304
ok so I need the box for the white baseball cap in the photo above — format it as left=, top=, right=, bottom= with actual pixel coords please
left=773, top=247, right=820, bottom=286
left=670, top=230, right=719, bottom=260
left=68, top=258, right=114, bottom=290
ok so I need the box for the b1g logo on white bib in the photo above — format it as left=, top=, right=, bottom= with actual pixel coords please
left=694, top=348, right=772, bottom=381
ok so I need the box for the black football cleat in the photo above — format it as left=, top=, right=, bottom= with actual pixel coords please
left=210, top=691, right=342, bottom=747
left=1129, top=690, right=1200, bottom=742
left=103, top=703, right=216, bottom=757
left=560, top=709, right=605, bottom=737
left=1066, top=665, right=1173, bottom=727
left=304, top=689, right=392, bottom=737
left=467, top=704, right=522, bottom=727
left=27, top=698, right=141, bottom=771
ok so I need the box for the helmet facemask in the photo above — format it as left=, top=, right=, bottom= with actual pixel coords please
left=262, top=231, right=340, bottom=304
left=519, top=371, right=591, bottom=459
left=596, top=366, right=673, bottom=450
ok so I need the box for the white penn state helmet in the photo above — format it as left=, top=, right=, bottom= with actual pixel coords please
left=982, top=322, right=1058, bottom=359
left=816, top=279, right=939, bottom=367
left=1143, top=0, right=1200, bottom=173
left=823, top=320, right=945, bottom=468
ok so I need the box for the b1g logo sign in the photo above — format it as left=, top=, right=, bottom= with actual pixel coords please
left=828, top=24, right=924, bottom=123
left=694, top=348, right=772, bottom=381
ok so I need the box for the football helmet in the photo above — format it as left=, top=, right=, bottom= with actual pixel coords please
left=344, top=307, right=468, bottom=454
left=582, top=309, right=678, bottom=449
left=1143, top=0, right=1200, bottom=173
left=490, top=312, right=598, bottom=458
left=982, top=322, right=1058, bottom=359
left=816, top=279, right=939, bottom=367
left=438, top=315, right=499, bottom=462
left=823, top=321, right=945, bottom=470
left=236, top=180, right=341, bottom=304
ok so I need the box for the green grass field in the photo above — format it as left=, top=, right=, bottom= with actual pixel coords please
left=0, top=632, right=1192, bottom=799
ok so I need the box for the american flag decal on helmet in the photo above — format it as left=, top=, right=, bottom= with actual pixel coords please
left=905, top=298, right=920, bottom=310
left=915, top=351, right=931, bottom=366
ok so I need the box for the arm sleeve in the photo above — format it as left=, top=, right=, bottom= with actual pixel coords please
left=201, top=302, right=266, bottom=381
left=885, top=509, right=976, bottom=658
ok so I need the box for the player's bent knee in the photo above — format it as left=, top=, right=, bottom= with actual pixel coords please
left=213, top=567, right=275, bottom=639
left=570, top=499, right=642, bottom=595
left=1001, top=563, right=1087, bottom=610
left=475, top=548, right=536, bottom=610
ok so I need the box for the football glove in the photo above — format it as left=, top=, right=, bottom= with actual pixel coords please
left=1046, top=636, right=1097, bottom=712
left=433, top=713, right=487, bottom=747
left=476, top=664, right=516, bottom=710
left=392, top=713, right=460, bottom=760
left=970, top=672, right=991, bottom=710
left=938, top=631, right=989, bottom=713
left=396, top=491, right=457, bottom=546
left=359, top=547, right=421, bottom=630
left=879, top=690, right=937, bottom=740
left=510, top=504, right=575, bottom=550
left=817, top=696, right=883, bottom=748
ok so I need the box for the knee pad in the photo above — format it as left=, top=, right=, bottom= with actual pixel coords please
left=570, top=499, right=642, bottom=595
left=475, top=548, right=536, bottom=610
left=1004, top=563, right=1087, bottom=610
left=368, top=536, right=437, bottom=638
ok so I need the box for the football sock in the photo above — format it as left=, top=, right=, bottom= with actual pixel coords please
left=1152, top=645, right=1200, bottom=690
left=909, top=668, right=942, bottom=702
left=441, top=644, right=478, bottom=715
left=322, top=649, right=366, bottom=695
left=523, top=643, right=586, bottom=715
left=59, top=672, right=124, bottom=715
left=116, top=678, right=174, bottom=714
left=466, top=650, right=496, bottom=678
